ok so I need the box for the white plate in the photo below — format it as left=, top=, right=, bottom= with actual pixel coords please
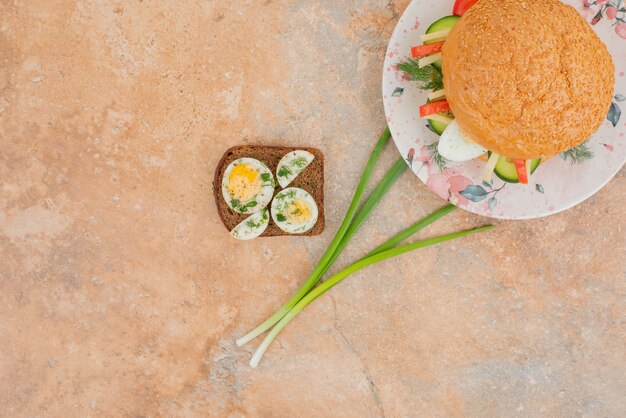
left=382, top=0, right=626, bottom=219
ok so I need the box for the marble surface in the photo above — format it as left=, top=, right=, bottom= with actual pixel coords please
left=1, top=1, right=625, bottom=417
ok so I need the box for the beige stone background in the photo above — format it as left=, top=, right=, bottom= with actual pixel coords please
left=1, top=1, right=625, bottom=417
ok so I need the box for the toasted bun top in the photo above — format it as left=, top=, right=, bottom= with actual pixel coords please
left=442, top=0, right=615, bottom=159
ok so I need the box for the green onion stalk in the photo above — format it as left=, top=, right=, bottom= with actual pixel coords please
left=250, top=223, right=494, bottom=367
left=236, top=128, right=396, bottom=346
left=237, top=126, right=495, bottom=368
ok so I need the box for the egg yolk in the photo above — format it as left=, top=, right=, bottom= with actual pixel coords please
left=285, top=199, right=312, bottom=224
left=228, top=163, right=261, bottom=202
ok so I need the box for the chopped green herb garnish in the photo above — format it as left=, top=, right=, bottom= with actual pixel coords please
left=245, top=209, right=268, bottom=228
left=238, top=200, right=257, bottom=213
left=277, top=166, right=292, bottom=178
left=276, top=213, right=286, bottom=222
left=396, top=59, right=444, bottom=91
left=261, top=173, right=271, bottom=182
left=561, top=142, right=593, bottom=164
left=427, top=140, right=449, bottom=171
left=289, top=156, right=308, bottom=168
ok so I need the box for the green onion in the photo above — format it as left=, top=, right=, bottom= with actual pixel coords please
left=313, top=157, right=407, bottom=286
left=249, top=223, right=494, bottom=367
left=236, top=127, right=392, bottom=346
left=364, top=203, right=455, bottom=257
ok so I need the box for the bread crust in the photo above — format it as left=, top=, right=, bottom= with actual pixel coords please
left=442, top=0, right=615, bottom=159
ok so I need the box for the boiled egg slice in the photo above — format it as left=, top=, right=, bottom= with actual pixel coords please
left=222, top=158, right=275, bottom=214
left=276, top=150, right=315, bottom=189
left=230, top=208, right=270, bottom=240
left=271, top=187, right=318, bottom=234
left=438, top=120, right=487, bottom=162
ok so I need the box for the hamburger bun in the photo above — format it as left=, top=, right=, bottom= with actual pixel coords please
left=442, top=0, right=615, bottom=159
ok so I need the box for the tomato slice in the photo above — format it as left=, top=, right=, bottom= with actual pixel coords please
left=453, top=0, right=479, bottom=16
left=419, top=99, right=450, bottom=117
left=411, top=42, right=445, bottom=58
left=513, top=159, right=528, bottom=184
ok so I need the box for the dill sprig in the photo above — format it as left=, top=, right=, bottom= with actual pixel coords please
left=290, top=156, right=308, bottom=168
left=246, top=219, right=259, bottom=228
left=561, top=142, right=593, bottom=164
left=427, top=140, right=449, bottom=171
left=396, top=59, right=444, bottom=91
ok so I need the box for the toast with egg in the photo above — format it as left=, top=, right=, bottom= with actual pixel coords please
left=213, top=145, right=325, bottom=237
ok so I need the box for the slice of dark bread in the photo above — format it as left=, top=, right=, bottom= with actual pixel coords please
left=213, top=145, right=325, bottom=237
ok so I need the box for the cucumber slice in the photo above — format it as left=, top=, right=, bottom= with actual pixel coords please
left=426, top=97, right=453, bottom=135
left=423, top=17, right=460, bottom=132
left=428, top=119, right=448, bottom=135
left=488, top=152, right=541, bottom=183
left=424, top=16, right=461, bottom=69
left=425, top=15, right=461, bottom=37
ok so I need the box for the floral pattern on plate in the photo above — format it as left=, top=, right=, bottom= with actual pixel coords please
left=580, top=0, right=626, bottom=38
